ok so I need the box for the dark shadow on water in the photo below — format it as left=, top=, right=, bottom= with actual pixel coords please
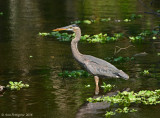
left=76, top=88, right=130, bottom=118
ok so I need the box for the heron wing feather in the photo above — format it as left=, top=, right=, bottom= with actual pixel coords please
left=83, top=55, right=119, bottom=77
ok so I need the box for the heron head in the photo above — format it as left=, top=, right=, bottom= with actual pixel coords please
left=53, top=24, right=78, bottom=32
left=116, top=70, right=129, bottom=80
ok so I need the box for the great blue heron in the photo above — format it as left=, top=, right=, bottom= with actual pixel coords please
left=53, top=24, right=129, bottom=94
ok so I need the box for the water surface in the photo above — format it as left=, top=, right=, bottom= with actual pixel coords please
left=0, top=0, right=160, bottom=118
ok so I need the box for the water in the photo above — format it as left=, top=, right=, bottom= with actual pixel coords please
left=0, top=0, right=160, bottom=118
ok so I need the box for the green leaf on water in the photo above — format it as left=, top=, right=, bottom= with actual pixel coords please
left=0, top=12, right=3, bottom=15
left=6, top=81, right=29, bottom=90
left=157, top=10, right=160, bottom=13
left=83, top=20, right=92, bottom=24
left=152, top=36, right=157, bottom=40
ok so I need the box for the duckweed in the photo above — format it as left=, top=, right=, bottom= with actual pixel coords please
left=58, top=70, right=90, bottom=78
left=6, top=81, right=29, bottom=90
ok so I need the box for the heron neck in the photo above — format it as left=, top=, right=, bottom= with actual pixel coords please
left=71, top=29, right=83, bottom=62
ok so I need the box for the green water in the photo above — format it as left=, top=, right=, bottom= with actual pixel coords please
left=0, top=0, right=160, bottom=118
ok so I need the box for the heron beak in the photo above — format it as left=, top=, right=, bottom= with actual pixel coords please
left=52, top=28, right=67, bottom=31
left=52, top=26, right=70, bottom=31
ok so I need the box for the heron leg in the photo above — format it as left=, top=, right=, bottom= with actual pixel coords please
left=94, top=76, right=99, bottom=95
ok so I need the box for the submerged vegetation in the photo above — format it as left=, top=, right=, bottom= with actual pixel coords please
left=58, top=70, right=90, bottom=78
left=105, top=56, right=134, bottom=63
left=0, top=12, right=3, bottom=15
left=6, top=81, right=29, bottom=90
left=87, top=89, right=160, bottom=117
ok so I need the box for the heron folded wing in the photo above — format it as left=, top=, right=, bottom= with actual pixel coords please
left=83, top=55, right=118, bottom=70
left=83, top=59, right=119, bottom=78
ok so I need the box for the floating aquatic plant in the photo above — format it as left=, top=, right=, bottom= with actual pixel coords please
left=85, top=85, right=91, bottom=88
left=130, top=14, right=143, bottom=20
left=105, top=111, right=115, bottom=118
left=39, top=31, right=123, bottom=43
left=115, top=107, right=137, bottom=113
left=124, top=19, right=131, bottom=22
left=123, top=14, right=142, bottom=22
left=38, top=32, right=50, bottom=36
left=83, top=20, right=92, bottom=24
left=80, top=33, right=123, bottom=43
left=6, top=81, right=29, bottom=90
left=157, top=10, right=160, bottom=13
left=0, top=12, right=3, bottom=15
left=152, top=36, right=157, bottom=39
left=72, top=20, right=81, bottom=24
left=71, top=19, right=95, bottom=24
left=71, top=18, right=111, bottom=24
left=129, top=30, right=160, bottom=43
left=129, top=36, right=144, bottom=43
left=71, top=15, right=142, bottom=25
left=142, top=70, right=150, bottom=76
left=100, top=18, right=111, bottom=22
left=58, top=70, right=90, bottom=78
left=105, top=107, right=137, bottom=118
left=101, top=82, right=115, bottom=92
left=87, top=89, right=160, bottom=117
